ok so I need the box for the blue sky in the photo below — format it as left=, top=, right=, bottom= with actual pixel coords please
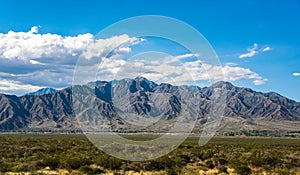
left=0, top=0, right=300, bottom=101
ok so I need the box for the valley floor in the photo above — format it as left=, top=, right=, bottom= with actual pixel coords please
left=0, top=134, right=300, bottom=175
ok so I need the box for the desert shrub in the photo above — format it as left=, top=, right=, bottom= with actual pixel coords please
left=43, top=156, right=59, bottom=170
left=217, top=157, right=228, bottom=165
left=193, top=150, right=205, bottom=160
left=205, top=159, right=215, bottom=169
left=11, top=163, right=24, bottom=172
left=17, top=161, right=41, bottom=172
left=179, top=154, right=190, bottom=163
left=0, top=161, right=10, bottom=172
left=217, top=164, right=227, bottom=173
left=79, top=165, right=104, bottom=175
left=167, top=169, right=180, bottom=175
left=157, top=156, right=177, bottom=170
left=62, top=156, right=92, bottom=170
left=96, top=155, right=123, bottom=170
left=249, top=151, right=264, bottom=167
left=276, top=167, right=295, bottom=175
left=144, top=160, right=165, bottom=171
left=264, top=154, right=281, bottom=169
left=65, top=157, right=82, bottom=170
left=234, top=164, right=251, bottom=175
left=202, top=150, right=214, bottom=160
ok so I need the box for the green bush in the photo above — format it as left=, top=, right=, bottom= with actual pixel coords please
left=43, top=156, right=59, bottom=170
left=144, top=160, right=164, bottom=171
left=217, top=157, right=228, bottom=165
left=79, top=165, right=104, bottom=175
left=167, top=169, right=180, bottom=175
left=96, top=155, right=123, bottom=170
left=205, top=160, right=215, bottom=169
left=0, top=161, right=10, bottom=172
left=217, top=165, right=227, bottom=173
left=234, top=164, right=251, bottom=175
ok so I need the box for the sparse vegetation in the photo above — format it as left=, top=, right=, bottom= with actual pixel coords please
left=0, top=134, right=299, bottom=174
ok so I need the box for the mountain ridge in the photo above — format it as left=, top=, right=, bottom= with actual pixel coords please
left=0, top=77, right=299, bottom=133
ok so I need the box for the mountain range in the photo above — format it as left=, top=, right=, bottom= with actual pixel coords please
left=0, top=77, right=299, bottom=134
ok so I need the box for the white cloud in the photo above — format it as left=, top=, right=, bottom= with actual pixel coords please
left=239, top=50, right=256, bottom=58
left=293, top=72, right=300, bottom=77
left=262, top=46, right=271, bottom=52
left=0, top=79, right=43, bottom=95
left=28, top=26, right=40, bottom=34
left=239, top=43, right=271, bottom=58
left=191, top=63, right=266, bottom=85
left=225, top=62, right=238, bottom=66
left=0, top=26, right=142, bottom=95
left=91, top=53, right=267, bottom=86
left=29, top=59, right=44, bottom=65
left=0, top=26, right=140, bottom=62
left=0, top=26, right=267, bottom=95
left=173, top=53, right=200, bottom=60
left=253, top=78, right=268, bottom=85
left=239, top=43, right=258, bottom=58
left=81, top=35, right=142, bottom=60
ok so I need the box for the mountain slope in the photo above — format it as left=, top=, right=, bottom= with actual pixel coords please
left=20, top=88, right=75, bottom=130
left=201, top=81, right=300, bottom=121
left=0, top=94, right=30, bottom=130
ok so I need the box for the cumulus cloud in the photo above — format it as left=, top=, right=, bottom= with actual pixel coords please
left=0, top=26, right=142, bottom=95
left=28, top=26, right=40, bottom=34
left=91, top=53, right=267, bottom=86
left=293, top=72, right=300, bottom=77
left=81, top=34, right=142, bottom=60
left=0, top=26, right=268, bottom=95
left=253, top=78, right=268, bottom=85
left=0, top=26, right=140, bottom=62
left=0, top=79, right=43, bottom=95
left=239, top=43, right=271, bottom=58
